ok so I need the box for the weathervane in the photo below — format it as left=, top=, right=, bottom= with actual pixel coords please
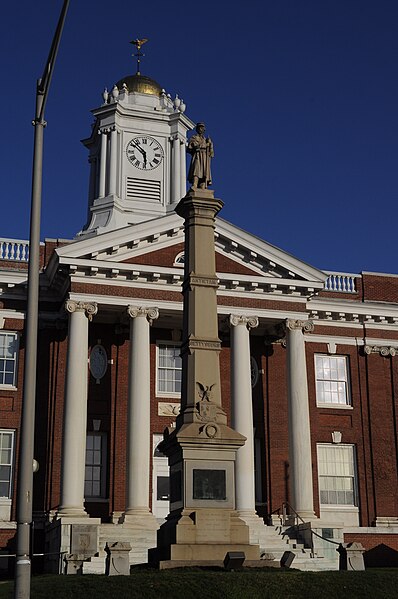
left=130, top=38, right=148, bottom=75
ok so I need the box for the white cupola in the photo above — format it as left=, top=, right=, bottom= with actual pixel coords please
left=78, top=71, right=194, bottom=237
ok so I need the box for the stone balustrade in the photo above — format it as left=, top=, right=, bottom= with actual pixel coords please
left=0, top=238, right=32, bottom=262
left=324, top=272, right=357, bottom=293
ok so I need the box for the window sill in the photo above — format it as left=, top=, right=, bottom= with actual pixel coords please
left=0, top=386, right=17, bottom=392
left=156, top=394, right=181, bottom=400
left=320, top=505, right=358, bottom=511
left=316, top=404, right=353, bottom=410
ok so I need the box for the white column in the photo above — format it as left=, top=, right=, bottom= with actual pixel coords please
left=58, top=300, right=98, bottom=517
left=285, top=318, right=316, bottom=520
left=123, top=306, right=159, bottom=521
left=109, top=127, right=118, bottom=195
left=88, top=156, right=97, bottom=204
left=98, top=129, right=107, bottom=198
left=180, top=139, right=186, bottom=198
left=230, top=314, right=259, bottom=517
left=171, top=135, right=180, bottom=204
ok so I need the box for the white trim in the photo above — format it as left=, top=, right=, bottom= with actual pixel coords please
left=309, top=320, right=363, bottom=329
left=0, top=310, right=25, bottom=321
left=309, top=298, right=398, bottom=319
left=304, top=334, right=364, bottom=346
left=344, top=526, right=398, bottom=534
left=365, top=337, right=398, bottom=347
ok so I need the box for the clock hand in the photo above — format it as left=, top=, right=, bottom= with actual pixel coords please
left=132, top=141, right=146, bottom=158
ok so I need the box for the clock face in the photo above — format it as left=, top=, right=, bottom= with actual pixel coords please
left=126, top=136, right=164, bottom=170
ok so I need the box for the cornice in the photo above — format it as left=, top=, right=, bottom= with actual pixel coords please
left=61, top=257, right=322, bottom=300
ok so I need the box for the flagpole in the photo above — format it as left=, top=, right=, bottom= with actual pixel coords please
left=14, top=2, right=70, bottom=597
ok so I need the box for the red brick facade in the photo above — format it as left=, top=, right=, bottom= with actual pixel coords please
left=1, top=231, right=398, bottom=566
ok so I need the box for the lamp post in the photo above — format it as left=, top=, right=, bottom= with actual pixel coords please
left=14, top=2, right=70, bottom=597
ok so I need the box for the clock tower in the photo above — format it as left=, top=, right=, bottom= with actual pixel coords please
left=79, top=68, right=194, bottom=237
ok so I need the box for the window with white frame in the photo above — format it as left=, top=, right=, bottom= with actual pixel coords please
left=157, top=343, right=182, bottom=396
left=315, top=355, right=350, bottom=406
left=317, top=444, right=357, bottom=506
left=0, top=431, right=15, bottom=498
left=0, top=332, right=19, bottom=387
left=85, top=433, right=106, bottom=498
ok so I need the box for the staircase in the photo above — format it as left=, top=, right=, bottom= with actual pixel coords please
left=245, top=519, right=340, bottom=571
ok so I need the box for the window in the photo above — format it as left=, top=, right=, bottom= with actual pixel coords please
left=0, top=333, right=19, bottom=387
left=0, top=431, right=14, bottom=498
left=315, top=355, right=350, bottom=406
left=317, top=444, right=357, bottom=506
left=85, top=433, right=106, bottom=498
left=157, top=343, right=182, bottom=396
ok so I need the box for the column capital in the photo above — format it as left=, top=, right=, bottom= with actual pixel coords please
left=65, top=300, right=98, bottom=322
left=126, top=306, right=159, bottom=325
left=286, top=318, right=314, bottom=333
left=229, top=314, right=259, bottom=330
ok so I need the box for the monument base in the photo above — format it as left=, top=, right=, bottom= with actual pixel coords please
left=150, top=507, right=260, bottom=566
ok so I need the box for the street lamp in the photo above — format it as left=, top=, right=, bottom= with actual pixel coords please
left=14, top=2, right=70, bottom=597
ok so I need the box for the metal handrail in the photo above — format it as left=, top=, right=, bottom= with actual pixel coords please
left=277, top=502, right=341, bottom=552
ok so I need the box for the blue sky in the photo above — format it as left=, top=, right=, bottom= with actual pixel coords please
left=1, top=1, right=397, bottom=274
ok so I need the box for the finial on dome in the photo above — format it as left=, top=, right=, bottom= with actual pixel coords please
left=129, top=38, right=148, bottom=75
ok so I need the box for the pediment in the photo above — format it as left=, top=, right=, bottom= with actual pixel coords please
left=50, top=213, right=326, bottom=292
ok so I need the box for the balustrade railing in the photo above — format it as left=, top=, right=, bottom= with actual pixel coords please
left=0, top=238, right=30, bottom=262
left=324, top=272, right=357, bottom=293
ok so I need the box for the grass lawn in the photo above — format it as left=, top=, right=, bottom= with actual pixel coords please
left=1, top=568, right=397, bottom=599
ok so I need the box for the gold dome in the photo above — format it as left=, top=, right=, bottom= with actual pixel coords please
left=116, top=73, right=162, bottom=96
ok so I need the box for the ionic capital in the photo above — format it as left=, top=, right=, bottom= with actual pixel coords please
left=364, top=345, right=397, bottom=357
left=286, top=318, right=314, bottom=333
left=229, top=314, right=259, bottom=331
left=126, top=306, right=159, bottom=325
left=65, top=300, right=98, bottom=321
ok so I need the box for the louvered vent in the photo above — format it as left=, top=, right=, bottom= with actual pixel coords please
left=126, top=178, right=161, bottom=202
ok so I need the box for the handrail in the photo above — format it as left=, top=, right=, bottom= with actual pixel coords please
left=274, top=502, right=341, bottom=554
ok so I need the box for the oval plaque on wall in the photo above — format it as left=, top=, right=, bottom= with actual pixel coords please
left=89, top=344, right=108, bottom=382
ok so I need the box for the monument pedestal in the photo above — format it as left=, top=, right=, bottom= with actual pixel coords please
left=153, top=186, right=260, bottom=566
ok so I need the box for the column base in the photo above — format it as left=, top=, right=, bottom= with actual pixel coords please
left=295, top=511, right=317, bottom=522
left=56, top=507, right=89, bottom=519
left=120, top=509, right=159, bottom=530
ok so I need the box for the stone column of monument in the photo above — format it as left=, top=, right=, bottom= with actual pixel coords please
left=285, top=318, right=316, bottom=520
left=229, top=314, right=265, bottom=539
left=58, top=300, right=97, bottom=517
left=154, top=180, right=260, bottom=565
left=122, top=306, right=159, bottom=533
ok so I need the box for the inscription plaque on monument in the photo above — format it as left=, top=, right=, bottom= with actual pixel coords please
left=193, top=469, right=226, bottom=500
